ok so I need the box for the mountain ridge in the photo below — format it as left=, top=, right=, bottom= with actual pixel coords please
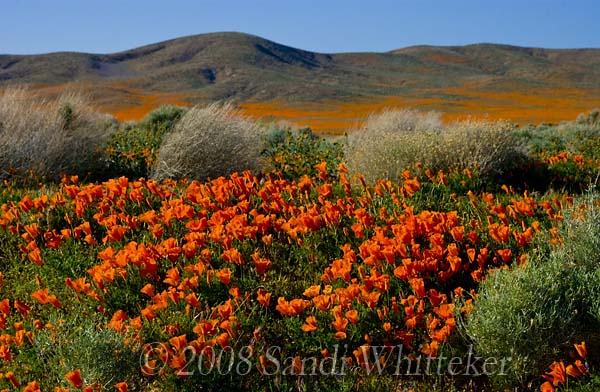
left=1, top=32, right=599, bottom=129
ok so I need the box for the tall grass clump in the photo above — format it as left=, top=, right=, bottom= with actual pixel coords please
left=344, top=108, right=527, bottom=184
left=152, top=103, right=265, bottom=181
left=460, top=190, right=600, bottom=388
left=0, top=87, right=115, bottom=181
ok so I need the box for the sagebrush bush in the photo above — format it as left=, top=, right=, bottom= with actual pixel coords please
left=151, top=103, right=266, bottom=180
left=439, top=120, right=528, bottom=179
left=460, top=190, right=600, bottom=387
left=344, top=108, right=527, bottom=184
left=344, top=108, right=442, bottom=183
left=30, top=312, right=141, bottom=389
left=0, top=87, right=114, bottom=181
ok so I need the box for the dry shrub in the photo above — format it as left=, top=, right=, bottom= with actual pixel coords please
left=344, top=108, right=526, bottom=183
left=438, top=119, right=527, bottom=178
left=0, top=87, right=114, bottom=180
left=151, top=103, right=265, bottom=181
left=344, top=108, right=442, bottom=182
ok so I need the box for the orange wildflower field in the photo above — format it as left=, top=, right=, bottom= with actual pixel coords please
left=239, top=87, right=600, bottom=134
left=0, top=89, right=599, bottom=390
left=0, top=159, right=597, bottom=390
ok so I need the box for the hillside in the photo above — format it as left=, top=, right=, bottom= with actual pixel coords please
left=1, top=32, right=600, bottom=129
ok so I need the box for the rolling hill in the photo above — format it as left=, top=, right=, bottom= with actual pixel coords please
left=1, top=32, right=600, bottom=131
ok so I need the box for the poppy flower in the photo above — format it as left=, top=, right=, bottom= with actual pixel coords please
left=221, top=248, right=244, bottom=265
left=540, top=381, right=554, bottom=392
left=256, top=289, right=272, bottom=307
left=302, top=316, right=318, bottom=332
left=574, top=341, right=587, bottom=359
left=169, top=334, right=188, bottom=352
left=5, top=371, right=19, bottom=387
left=303, top=285, right=321, bottom=298
left=333, top=331, right=347, bottom=340
left=346, top=309, right=359, bottom=324
left=163, top=268, right=181, bottom=287
left=215, top=268, right=232, bottom=285
left=252, top=253, right=272, bottom=275
left=0, top=344, right=11, bottom=361
left=14, top=299, right=31, bottom=318
left=140, top=283, right=155, bottom=297
left=65, top=369, right=83, bottom=388
left=216, top=332, right=230, bottom=348
left=28, top=248, right=43, bottom=266
left=331, top=314, right=348, bottom=333
left=409, top=278, right=426, bottom=298
left=0, top=298, right=10, bottom=315
left=544, top=361, right=566, bottom=386
left=496, top=248, right=512, bottom=262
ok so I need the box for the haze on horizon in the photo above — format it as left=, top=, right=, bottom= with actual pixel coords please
left=2, top=0, right=600, bottom=55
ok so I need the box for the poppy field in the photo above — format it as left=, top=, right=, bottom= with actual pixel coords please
left=0, top=99, right=599, bottom=391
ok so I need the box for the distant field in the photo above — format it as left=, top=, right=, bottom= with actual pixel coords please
left=239, top=87, right=600, bottom=133
left=88, top=85, right=600, bottom=133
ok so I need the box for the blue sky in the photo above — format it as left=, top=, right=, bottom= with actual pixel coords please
left=2, top=0, right=599, bottom=55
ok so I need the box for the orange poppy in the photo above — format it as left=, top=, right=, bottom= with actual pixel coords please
left=256, top=288, right=272, bottom=307
left=331, top=313, right=348, bottom=333
left=163, top=267, right=181, bottom=287
left=574, top=341, right=587, bottom=358
left=303, top=285, right=321, bottom=298
left=346, top=309, right=359, bottom=325
left=65, top=369, right=83, bottom=389
left=409, top=278, right=426, bottom=298
left=252, top=253, right=272, bottom=275
left=5, top=371, right=19, bottom=387
left=540, top=381, right=554, bottom=392
left=302, top=316, right=318, bottom=332
left=215, top=268, right=232, bottom=285
left=14, top=299, right=31, bottom=318
left=28, top=248, right=43, bottom=266
left=333, top=331, right=347, bottom=340
left=169, top=334, right=188, bottom=352
left=32, top=288, right=61, bottom=308
left=140, top=283, right=155, bottom=297
left=496, top=248, right=512, bottom=262
left=0, top=298, right=10, bottom=315
left=545, top=361, right=566, bottom=386
left=221, top=248, right=244, bottom=265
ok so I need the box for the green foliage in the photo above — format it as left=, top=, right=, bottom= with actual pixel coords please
left=262, top=127, right=344, bottom=180
left=103, top=106, right=186, bottom=179
left=517, top=115, right=600, bottom=159
left=460, top=191, right=600, bottom=388
left=59, top=103, right=74, bottom=130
